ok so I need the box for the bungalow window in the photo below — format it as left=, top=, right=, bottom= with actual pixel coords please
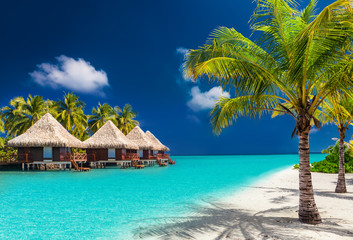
left=108, top=148, right=115, bottom=159
left=43, top=147, right=53, bottom=160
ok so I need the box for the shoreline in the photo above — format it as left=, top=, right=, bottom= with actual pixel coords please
left=142, top=167, right=353, bottom=240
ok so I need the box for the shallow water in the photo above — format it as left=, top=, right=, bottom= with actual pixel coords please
left=0, top=154, right=325, bottom=239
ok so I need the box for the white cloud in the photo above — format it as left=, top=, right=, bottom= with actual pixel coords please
left=310, top=127, right=319, bottom=134
left=187, top=86, right=230, bottom=112
left=176, top=47, right=195, bottom=83
left=176, top=47, right=189, bottom=55
left=30, top=55, right=109, bottom=94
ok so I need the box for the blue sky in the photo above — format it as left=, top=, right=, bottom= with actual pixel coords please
left=0, top=0, right=349, bottom=155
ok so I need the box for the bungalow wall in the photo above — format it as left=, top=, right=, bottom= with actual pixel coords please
left=126, top=149, right=137, bottom=154
left=18, top=147, right=70, bottom=162
left=143, top=150, right=150, bottom=159
left=115, top=149, right=127, bottom=160
left=86, top=149, right=108, bottom=161
left=31, top=147, right=44, bottom=161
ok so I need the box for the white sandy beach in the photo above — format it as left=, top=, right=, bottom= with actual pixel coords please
left=143, top=168, right=353, bottom=240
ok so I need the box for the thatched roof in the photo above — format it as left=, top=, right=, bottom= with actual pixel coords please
left=126, top=126, right=154, bottom=150
left=7, top=113, right=84, bottom=148
left=84, top=121, right=138, bottom=149
left=145, top=131, right=170, bottom=152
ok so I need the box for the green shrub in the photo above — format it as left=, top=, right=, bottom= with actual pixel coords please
left=310, top=142, right=353, bottom=173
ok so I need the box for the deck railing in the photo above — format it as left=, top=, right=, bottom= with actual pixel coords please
left=126, top=153, right=140, bottom=160
left=148, top=155, right=157, bottom=160
left=156, top=153, right=170, bottom=160
left=64, top=153, right=88, bottom=162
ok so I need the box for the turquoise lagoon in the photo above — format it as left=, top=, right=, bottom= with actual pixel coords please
left=0, top=154, right=325, bottom=239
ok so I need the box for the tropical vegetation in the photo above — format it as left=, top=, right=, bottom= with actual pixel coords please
left=0, top=92, right=139, bottom=142
left=88, top=103, right=117, bottom=134
left=183, top=0, right=353, bottom=224
left=314, top=142, right=353, bottom=173
left=294, top=142, right=353, bottom=173
left=55, top=92, right=88, bottom=140
left=1, top=95, right=48, bottom=137
left=115, top=104, right=139, bottom=135
left=0, top=117, right=5, bottom=148
left=318, top=94, right=353, bottom=193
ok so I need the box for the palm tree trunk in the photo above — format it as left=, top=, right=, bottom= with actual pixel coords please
left=335, top=128, right=347, bottom=193
left=298, top=127, right=322, bottom=224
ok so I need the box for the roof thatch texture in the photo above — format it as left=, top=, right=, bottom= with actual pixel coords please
left=145, top=131, right=170, bottom=152
left=84, top=120, right=138, bottom=149
left=126, top=126, right=154, bottom=150
left=7, top=113, right=85, bottom=148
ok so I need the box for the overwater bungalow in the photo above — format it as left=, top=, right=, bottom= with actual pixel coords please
left=7, top=113, right=87, bottom=170
left=126, top=126, right=155, bottom=160
left=145, top=131, right=169, bottom=155
left=145, top=131, right=175, bottom=165
left=84, top=120, right=139, bottom=168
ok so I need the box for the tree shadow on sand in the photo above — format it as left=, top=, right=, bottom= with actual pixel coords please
left=133, top=186, right=353, bottom=240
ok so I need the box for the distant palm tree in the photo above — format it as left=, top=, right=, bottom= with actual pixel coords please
left=44, top=99, right=58, bottom=116
left=114, top=104, right=139, bottom=135
left=1, top=97, right=24, bottom=137
left=0, top=116, right=5, bottom=148
left=318, top=94, right=353, bottom=193
left=1, top=95, right=46, bottom=137
left=88, top=103, right=116, bottom=133
left=55, top=92, right=87, bottom=139
left=184, top=0, right=353, bottom=224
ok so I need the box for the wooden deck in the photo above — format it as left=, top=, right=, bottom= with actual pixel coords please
left=0, top=152, right=175, bottom=171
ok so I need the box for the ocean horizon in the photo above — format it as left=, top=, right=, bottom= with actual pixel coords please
left=0, top=154, right=326, bottom=239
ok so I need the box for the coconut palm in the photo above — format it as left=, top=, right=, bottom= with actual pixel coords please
left=44, top=99, right=58, bottom=116
left=88, top=103, right=116, bottom=133
left=1, top=97, right=24, bottom=137
left=1, top=95, right=47, bottom=137
left=114, top=104, right=139, bottom=135
left=55, top=92, right=87, bottom=139
left=184, top=0, right=353, bottom=224
left=318, top=94, right=353, bottom=193
left=0, top=117, right=5, bottom=148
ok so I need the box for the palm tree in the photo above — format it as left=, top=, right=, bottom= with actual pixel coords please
left=318, top=94, right=353, bottom=193
left=88, top=103, right=116, bottom=133
left=55, top=92, right=87, bottom=140
left=0, top=116, right=5, bottom=148
left=1, top=97, right=25, bottom=137
left=44, top=99, right=58, bottom=116
left=184, top=0, right=353, bottom=224
left=114, top=104, right=139, bottom=135
left=1, top=95, right=46, bottom=137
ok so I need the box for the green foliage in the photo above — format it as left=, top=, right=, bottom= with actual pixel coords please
left=87, top=103, right=139, bottom=135
left=0, top=139, right=17, bottom=163
left=88, top=103, right=116, bottom=133
left=0, top=93, right=140, bottom=148
left=183, top=0, right=353, bottom=135
left=0, top=117, right=4, bottom=148
left=114, top=104, right=139, bottom=135
left=310, top=142, right=353, bottom=173
left=54, top=92, right=88, bottom=140
left=1, top=95, right=50, bottom=137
